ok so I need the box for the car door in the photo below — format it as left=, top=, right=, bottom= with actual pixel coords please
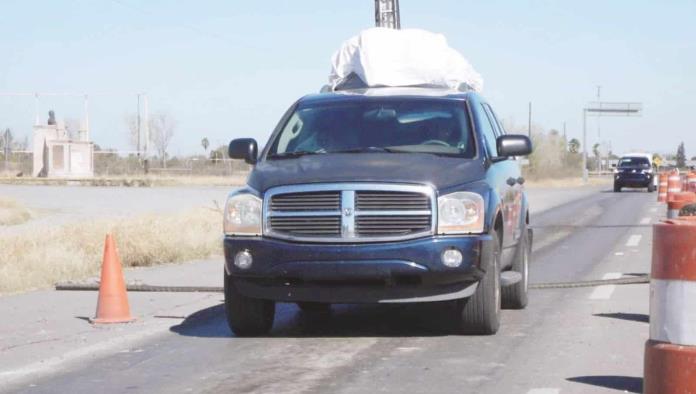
left=475, top=102, right=513, bottom=267
left=481, top=103, right=521, bottom=268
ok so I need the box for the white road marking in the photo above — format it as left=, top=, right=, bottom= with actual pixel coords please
left=589, top=272, right=623, bottom=300
left=626, top=234, right=642, bottom=247
left=396, top=347, right=422, bottom=353
left=527, top=389, right=560, bottom=394
left=650, top=207, right=658, bottom=213
left=615, top=252, right=624, bottom=256
left=640, top=217, right=651, bottom=225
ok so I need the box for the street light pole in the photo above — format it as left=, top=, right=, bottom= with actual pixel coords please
left=137, top=94, right=141, bottom=160
left=582, top=101, right=643, bottom=183
left=596, top=86, right=602, bottom=172
left=143, top=94, right=149, bottom=175
left=582, top=109, right=588, bottom=183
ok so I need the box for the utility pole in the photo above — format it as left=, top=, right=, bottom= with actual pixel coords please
left=528, top=102, right=532, bottom=137
left=596, top=86, right=601, bottom=138
left=375, top=0, right=400, bottom=29
left=34, top=93, right=40, bottom=126
left=3, top=128, right=9, bottom=172
left=83, top=94, right=90, bottom=141
left=137, top=94, right=141, bottom=160
left=596, top=86, right=602, bottom=172
left=582, top=109, right=588, bottom=183
left=143, top=94, right=149, bottom=174
left=563, top=121, right=567, bottom=140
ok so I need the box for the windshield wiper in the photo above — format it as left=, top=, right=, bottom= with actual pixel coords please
left=328, top=147, right=397, bottom=154
left=267, top=150, right=323, bottom=160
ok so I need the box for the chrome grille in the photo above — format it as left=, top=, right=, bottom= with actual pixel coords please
left=356, top=215, right=432, bottom=236
left=264, top=184, right=436, bottom=242
left=271, top=191, right=340, bottom=212
left=356, top=191, right=429, bottom=211
left=269, top=216, right=341, bottom=236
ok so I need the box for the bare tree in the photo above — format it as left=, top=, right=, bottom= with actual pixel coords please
left=124, top=114, right=140, bottom=152
left=15, top=136, right=28, bottom=151
left=149, top=112, right=176, bottom=168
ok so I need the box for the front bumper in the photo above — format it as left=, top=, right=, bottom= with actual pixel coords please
left=223, top=234, right=492, bottom=304
left=615, top=172, right=652, bottom=187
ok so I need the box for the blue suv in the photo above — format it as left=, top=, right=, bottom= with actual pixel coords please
left=224, top=87, right=533, bottom=336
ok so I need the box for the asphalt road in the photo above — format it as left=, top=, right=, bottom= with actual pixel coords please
left=3, top=187, right=655, bottom=394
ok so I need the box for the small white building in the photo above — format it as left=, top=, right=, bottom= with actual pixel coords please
left=32, top=112, right=94, bottom=178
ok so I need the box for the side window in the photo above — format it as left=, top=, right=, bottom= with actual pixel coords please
left=483, top=103, right=504, bottom=137
left=276, top=112, right=304, bottom=153
left=478, top=104, right=499, bottom=158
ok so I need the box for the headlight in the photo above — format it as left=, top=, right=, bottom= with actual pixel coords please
left=437, top=192, right=485, bottom=234
left=224, top=191, right=262, bottom=236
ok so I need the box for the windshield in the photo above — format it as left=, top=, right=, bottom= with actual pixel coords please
left=618, top=157, right=650, bottom=168
left=267, top=99, right=475, bottom=158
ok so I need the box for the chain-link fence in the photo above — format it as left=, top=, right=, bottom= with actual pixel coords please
left=0, top=151, right=32, bottom=176
left=1, top=150, right=250, bottom=178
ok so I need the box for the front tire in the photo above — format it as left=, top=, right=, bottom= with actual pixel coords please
left=454, top=231, right=501, bottom=335
left=614, top=183, right=622, bottom=192
left=502, top=228, right=530, bottom=309
left=224, top=272, right=275, bottom=337
left=648, top=183, right=656, bottom=193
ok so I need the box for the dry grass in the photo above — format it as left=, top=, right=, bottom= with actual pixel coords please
left=0, top=208, right=221, bottom=294
left=525, top=176, right=612, bottom=189
left=0, top=198, right=32, bottom=226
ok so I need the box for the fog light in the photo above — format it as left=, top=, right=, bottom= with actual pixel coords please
left=234, top=250, right=253, bottom=269
left=442, top=249, right=463, bottom=268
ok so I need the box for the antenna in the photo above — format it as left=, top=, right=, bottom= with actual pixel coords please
left=375, top=0, right=401, bottom=29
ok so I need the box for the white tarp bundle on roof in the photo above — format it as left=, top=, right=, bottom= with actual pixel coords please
left=329, top=28, right=483, bottom=92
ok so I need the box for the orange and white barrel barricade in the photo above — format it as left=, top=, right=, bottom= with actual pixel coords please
left=667, top=170, right=683, bottom=202
left=688, top=172, right=696, bottom=192
left=667, top=192, right=696, bottom=219
left=644, top=217, right=696, bottom=393
left=658, top=173, right=669, bottom=202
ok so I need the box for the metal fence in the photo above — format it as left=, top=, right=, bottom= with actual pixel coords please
left=1, top=151, right=250, bottom=178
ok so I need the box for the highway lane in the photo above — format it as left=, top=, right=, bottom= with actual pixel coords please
left=7, top=188, right=655, bottom=394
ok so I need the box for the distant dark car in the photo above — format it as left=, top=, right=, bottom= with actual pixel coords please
left=223, top=87, right=533, bottom=336
left=613, top=155, right=655, bottom=192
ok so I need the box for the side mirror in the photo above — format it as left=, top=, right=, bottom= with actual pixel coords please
left=228, top=138, right=258, bottom=165
left=496, top=135, right=532, bottom=157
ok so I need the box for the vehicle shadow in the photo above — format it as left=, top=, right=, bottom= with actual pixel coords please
left=567, top=375, right=642, bottom=393
left=170, top=302, right=459, bottom=338
left=594, top=312, right=649, bottom=323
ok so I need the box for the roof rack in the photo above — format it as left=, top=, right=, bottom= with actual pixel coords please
left=320, top=74, right=474, bottom=94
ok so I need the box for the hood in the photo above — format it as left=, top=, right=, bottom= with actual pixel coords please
left=247, top=152, right=486, bottom=192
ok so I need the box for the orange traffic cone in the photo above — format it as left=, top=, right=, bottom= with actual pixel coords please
left=91, top=234, right=135, bottom=324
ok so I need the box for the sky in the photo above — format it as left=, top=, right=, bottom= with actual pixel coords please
left=1, top=0, right=695, bottom=158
